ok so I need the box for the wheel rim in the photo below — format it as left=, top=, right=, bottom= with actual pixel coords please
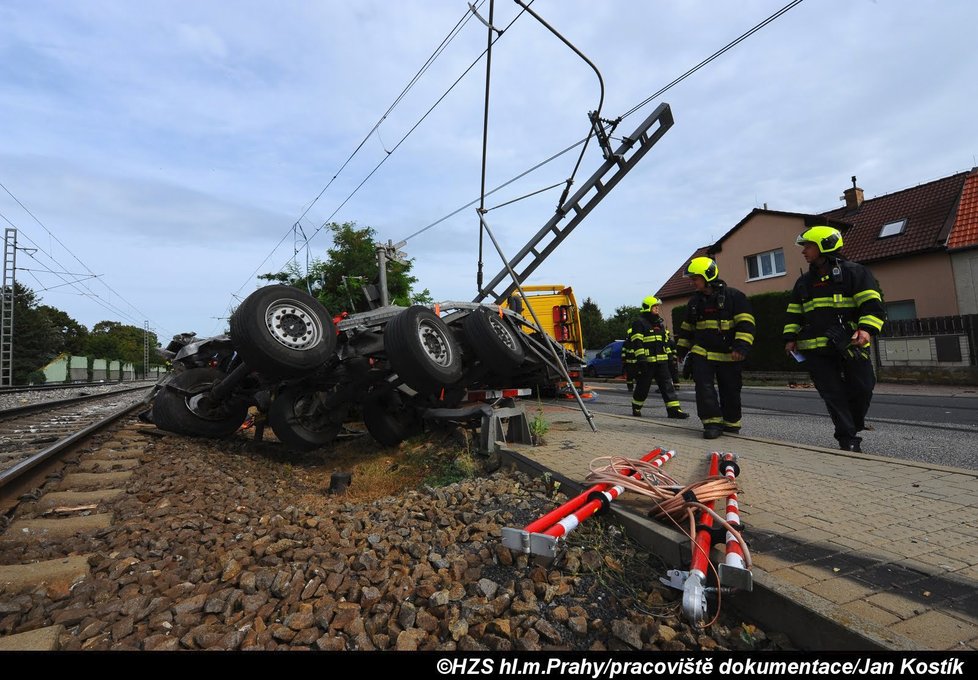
left=417, top=319, right=454, bottom=368
left=291, top=393, right=336, bottom=431
left=186, top=388, right=234, bottom=422
left=488, top=315, right=519, bottom=351
left=264, top=299, right=324, bottom=351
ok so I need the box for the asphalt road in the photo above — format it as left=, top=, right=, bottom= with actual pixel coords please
left=573, top=383, right=978, bottom=471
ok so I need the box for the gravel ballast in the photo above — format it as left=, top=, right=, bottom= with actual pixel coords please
left=0, top=422, right=791, bottom=652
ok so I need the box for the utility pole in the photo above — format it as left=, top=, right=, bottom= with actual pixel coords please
left=1, top=228, right=16, bottom=386
left=143, top=321, right=150, bottom=381
left=376, top=240, right=408, bottom=307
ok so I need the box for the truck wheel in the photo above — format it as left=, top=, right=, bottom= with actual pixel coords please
left=463, top=308, right=525, bottom=370
left=152, top=367, right=248, bottom=438
left=362, top=389, right=421, bottom=447
left=385, top=306, right=463, bottom=394
left=230, top=285, right=336, bottom=378
left=268, top=386, right=344, bottom=451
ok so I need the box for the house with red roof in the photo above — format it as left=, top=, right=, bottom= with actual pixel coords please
left=657, top=169, right=978, bottom=326
left=655, top=169, right=978, bottom=377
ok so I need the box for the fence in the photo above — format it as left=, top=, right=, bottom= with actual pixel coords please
left=877, top=314, right=977, bottom=380
left=879, top=314, right=977, bottom=365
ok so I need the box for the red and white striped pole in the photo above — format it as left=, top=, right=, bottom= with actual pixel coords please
left=717, top=452, right=752, bottom=591
left=540, top=449, right=676, bottom=541
left=501, top=448, right=676, bottom=560
left=680, top=450, right=720, bottom=625
left=523, top=448, right=669, bottom=535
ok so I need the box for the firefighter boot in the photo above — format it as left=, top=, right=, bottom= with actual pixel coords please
left=631, top=406, right=642, bottom=417
left=703, top=425, right=723, bottom=439
left=667, top=407, right=690, bottom=420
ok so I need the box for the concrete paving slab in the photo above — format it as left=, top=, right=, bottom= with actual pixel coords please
left=503, top=401, right=978, bottom=651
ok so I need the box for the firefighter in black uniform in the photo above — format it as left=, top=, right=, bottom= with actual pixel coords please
left=629, top=296, right=689, bottom=419
left=783, top=226, right=885, bottom=452
left=676, top=257, right=755, bottom=439
left=622, top=324, right=637, bottom=392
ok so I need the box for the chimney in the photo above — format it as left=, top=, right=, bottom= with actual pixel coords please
left=841, top=175, right=864, bottom=210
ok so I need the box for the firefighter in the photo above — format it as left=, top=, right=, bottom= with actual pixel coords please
left=783, top=226, right=885, bottom=452
left=629, top=295, right=689, bottom=419
left=676, top=257, right=755, bottom=439
left=622, top=325, right=637, bottom=392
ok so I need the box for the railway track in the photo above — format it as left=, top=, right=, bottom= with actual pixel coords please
left=0, top=386, right=153, bottom=497
left=0, top=387, right=158, bottom=650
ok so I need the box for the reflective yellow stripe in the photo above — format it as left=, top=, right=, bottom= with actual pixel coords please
left=734, top=332, right=754, bottom=344
left=690, top=346, right=739, bottom=361
left=695, top=320, right=720, bottom=330
left=786, top=303, right=802, bottom=313
left=677, top=339, right=691, bottom=348
left=723, top=420, right=741, bottom=428
left=797, top=337, right=829, bottom=350
left=860, top=315, right=884, bottom=331
left=665, top=400, right=680, bottom=408
left=680, top=322, right=694, bottom=331
left=802, top=297, right=856, bottom=312
left=733, top=313, right=755, bottom=324
left=853, top=289, right=882, bottom=304
left=703, top=417, right=723, bottom=425
left=783, top=323, right=802, bottom=334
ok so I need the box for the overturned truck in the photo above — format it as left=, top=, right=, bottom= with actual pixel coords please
left=152, top=290, right=576, bottom=449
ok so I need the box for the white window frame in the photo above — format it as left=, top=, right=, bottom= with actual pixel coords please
left=745, top=248, right=786, bottom=282
left=879, top=219, right=906, bottom=238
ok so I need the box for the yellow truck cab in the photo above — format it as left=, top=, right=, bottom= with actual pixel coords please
left=501, top=284, right=590, bottom=397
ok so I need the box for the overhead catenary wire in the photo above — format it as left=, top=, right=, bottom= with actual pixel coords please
left=231, top=1, right=490, bottom=300
left=234, top=0, right=806, bottom=307
left=276, top=2, right=537, bottom=261
left=475, top=0, right=497, bottom=293
left=0, top=193, right=173, bottom=337
left=400, top=0, right=806, bottom=248
left=620, top=0, right=805, bottom=121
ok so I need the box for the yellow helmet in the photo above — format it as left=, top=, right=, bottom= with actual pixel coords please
left=685, top=257, right=718, bottom=282
left=797, top=225, right=843, bottom=253
left=641, top=295, right=661, bottom=312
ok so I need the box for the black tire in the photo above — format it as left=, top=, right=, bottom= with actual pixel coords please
left=385, top=306, right=463, bottom=394
left=152, top=367, right=248, bottom=438
left=463, top=308, right=525, bottom=370
left=583, top=366, right=596, bottom=378
left=268, top=386, right=344, bottom=451
left=230, top=285, right=336, bottom=378
left=362, top=389, right=422, bottom=447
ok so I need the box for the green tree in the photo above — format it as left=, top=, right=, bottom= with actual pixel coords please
left=37, top=305, right=89, bottom=355
left=9, top=283, right=61, bottom=384
left=85, top=321, right=160, bottom=376
left=260, top=221, right=431, bottom=313
left=579, top=297, right=609, bottom=349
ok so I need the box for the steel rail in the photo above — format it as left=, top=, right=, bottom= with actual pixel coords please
left=0, top=398, right=147, bottom=491
left=0, top=385, right=152, bottom=419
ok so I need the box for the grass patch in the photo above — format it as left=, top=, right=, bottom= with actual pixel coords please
left=266, top=426, right=484, bottom=512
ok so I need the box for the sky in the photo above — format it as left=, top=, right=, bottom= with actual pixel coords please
left=1, top=0, right=976, bottom=344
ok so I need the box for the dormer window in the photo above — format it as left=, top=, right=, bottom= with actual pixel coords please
left=879, top=219, right=906, bottom=238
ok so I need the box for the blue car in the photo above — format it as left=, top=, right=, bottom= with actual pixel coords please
left=583, top=340, right=625, bottom=377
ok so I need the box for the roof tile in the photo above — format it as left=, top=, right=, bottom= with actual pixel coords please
left=946, top=169, right=978, bottom=250
left=656, top=245, right=709, bottom=299
left=821, top=172, right=968, bottom=262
